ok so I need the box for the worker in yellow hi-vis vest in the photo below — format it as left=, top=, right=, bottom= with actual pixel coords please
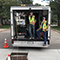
left=36, top=17, right=49, bottom=46
left=29, top=12, right=36, bottom=39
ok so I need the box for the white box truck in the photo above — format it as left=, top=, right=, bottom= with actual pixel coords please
left=10, top=5, right=51, bottom=47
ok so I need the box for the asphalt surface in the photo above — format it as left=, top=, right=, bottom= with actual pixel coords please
left=0, top=29, right=60, bottom=49
left=0, top=49, right=60, bottom=60
left=0, top=29, right=60, bottom=60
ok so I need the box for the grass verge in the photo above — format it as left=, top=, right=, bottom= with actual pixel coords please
left=51, top=26, right=60, bottom=31
left=0, top=25, right=10, bottom=29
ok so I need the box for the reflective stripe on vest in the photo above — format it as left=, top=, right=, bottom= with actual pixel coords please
left=29, top=15, right=35, bottom=23
left=40, top=21, right=48, bottom=31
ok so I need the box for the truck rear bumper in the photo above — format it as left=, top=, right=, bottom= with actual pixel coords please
left=12, top=41, right=49, bottom=47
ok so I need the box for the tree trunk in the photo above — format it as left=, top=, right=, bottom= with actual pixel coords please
left=58, top=14, right=60, bottom=27
left=0, top=18, right=2, bottom=26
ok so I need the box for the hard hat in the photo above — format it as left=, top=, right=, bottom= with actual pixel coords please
left=43, top=17, right=46, bottom=19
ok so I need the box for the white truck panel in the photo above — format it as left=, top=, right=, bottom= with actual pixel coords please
left=10, top=6, right=51, bottom=47
left=48, top=7, right=51, bottom=39
left=12, top=41, right=49, bottom=47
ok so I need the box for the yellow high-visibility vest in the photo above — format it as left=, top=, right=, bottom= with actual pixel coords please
left=40, top=21, right=48, bottom=31
left=29, top=15, right=35, bottom=24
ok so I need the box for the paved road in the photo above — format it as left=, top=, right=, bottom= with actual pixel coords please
left=0, top=49, right=60, bottom=60
left=0, top=29, right=60, bottom=49
left=0, top=29, right=60, bottom=60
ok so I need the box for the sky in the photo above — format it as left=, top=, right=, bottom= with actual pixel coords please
left=33, top=0, right=50, bottom=5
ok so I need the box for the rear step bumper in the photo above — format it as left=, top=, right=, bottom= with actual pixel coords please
left=12, top=41, right=49, bottom=47
left=13, top=38, right=50, bottom=45
left=12, top=39, right=50, bottom=47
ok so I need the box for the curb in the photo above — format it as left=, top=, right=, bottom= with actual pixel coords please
left=0, top=28, right=10, bottom=32
left=51, top=28, right=60, bottom=34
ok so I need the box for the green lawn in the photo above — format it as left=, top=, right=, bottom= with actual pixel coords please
left=51, top=26, right=60, bottom=31
left=0, top=25, right=10, bottom=29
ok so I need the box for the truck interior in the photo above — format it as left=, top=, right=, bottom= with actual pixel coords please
left=13, top=10, right=48, bottom=40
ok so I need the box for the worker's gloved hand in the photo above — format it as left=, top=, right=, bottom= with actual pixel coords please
left=44, top=29, right=46, bottom=32
left=29, top=22, right=32, bottom=24
left=33, top=24, right=35, bottom=25
left=36, top=29, right=39, bottom=31
left=32, top=22, right=35, bottom=25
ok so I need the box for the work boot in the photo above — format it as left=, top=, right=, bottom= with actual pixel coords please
left=41, top=37, right=43, bottom=39
left=29, top=37, right=32, bottom=39
left=43, top=44, right=46, bottom=46
left=32, top=37, right=34, bottom=39
left=37, top=37, right=40, bottom=39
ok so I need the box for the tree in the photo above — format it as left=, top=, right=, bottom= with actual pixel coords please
left=35, top=3, right=41, bottom=6
left=0, top=0, right=33, bottom=25
left=51, top=11, right=58, bottom=24
left=0, top=0, right=20, bottom=25
left=19, top=0, right=33, bottom=4
left=50, top=0, right=60, bottom=26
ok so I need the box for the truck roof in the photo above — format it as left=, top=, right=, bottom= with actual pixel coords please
left=10, top=6, right=51, bottom=12
left=11, top=6, right=50, bottom=8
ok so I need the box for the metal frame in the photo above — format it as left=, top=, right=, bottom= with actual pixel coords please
left=10, top=6, right=51, bottom=47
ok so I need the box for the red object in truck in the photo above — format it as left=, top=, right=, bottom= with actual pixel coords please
left=40, top=32, right=44, bottom=38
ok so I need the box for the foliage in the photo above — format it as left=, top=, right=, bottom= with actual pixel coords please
left=50, top=0, right=60, bottom=15
left=20, top=0, right=33, bottom=4
left=0, top=0, right=33, bottom=19
left=0, top=25, right=10, bottom=29
left=35, top=3, right=41, bottom=6
left=50, top=0, right=60, bottom=25
left=51, top=11, right=58, bottom=24
left=51, top=26, right=60, bottom=31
